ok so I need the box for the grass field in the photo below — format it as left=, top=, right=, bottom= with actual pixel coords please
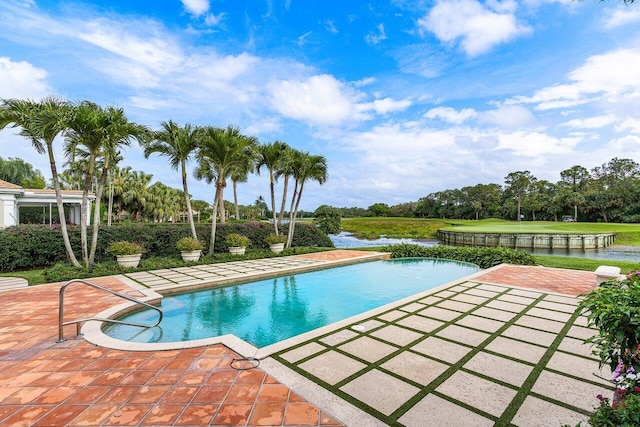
left=341, top=217, right=450, bottom=239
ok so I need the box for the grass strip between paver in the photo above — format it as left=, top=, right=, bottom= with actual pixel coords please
left=272, top=281, right=609, bottom=426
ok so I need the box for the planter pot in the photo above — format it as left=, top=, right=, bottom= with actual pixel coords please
left=116, top=254, right=142, bottom=268
left=269, top=243, right=285, bottom=254
left=229, top=246, right=246, bottom=255
left=181, top=250, right=202, bottom=262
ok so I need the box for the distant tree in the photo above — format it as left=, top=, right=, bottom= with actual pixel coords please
left=313, top=205, right=342, bottom=234
left=390, top=202, right=417, bottom=217
left=0, top=157, right=46, bottom=188
left=504, top=171, right=535, bottom=221
left=368, top=202, right=392, bottom=217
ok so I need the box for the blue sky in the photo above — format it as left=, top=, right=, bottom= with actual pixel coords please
left=0, top=0, right=639, bottom=210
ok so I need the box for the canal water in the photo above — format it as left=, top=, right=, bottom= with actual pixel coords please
left=329, top=232, right=640, bottom=262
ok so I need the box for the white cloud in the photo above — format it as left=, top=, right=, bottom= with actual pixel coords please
left=418, top=0, right=531, bottom=56
left=297, top=31, right=313, bottom=46
left=182, top=0, right=209, bottom=16
left=204, top=12, right=225, bottom=26
left=0, top=57, right=51, bottom=99
left=324, top=19, right=338, bottom=34
left=365, top=23, right=387, bottom=45
left=562, top=115, right=617, bottom=129
left=362, top=98, right=412, bottom=114
left=604, top=7, right=640, bottom=29
left=495, top=131, right=580, bottom=156
left=479, top=105, right=535, bottom=129
left=514, top=48, right=640, bottom=110
left=424, top=106, right=477, bottom=124
left=617, top=117, right=640, bottom=134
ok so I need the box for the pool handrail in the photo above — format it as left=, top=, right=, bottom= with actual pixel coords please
left=57, top=278, right=163, bottom=343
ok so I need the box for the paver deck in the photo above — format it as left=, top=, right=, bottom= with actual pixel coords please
left=0, top=251, right=613, bottom=426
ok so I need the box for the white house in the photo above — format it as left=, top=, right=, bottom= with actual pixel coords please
left=0, top=179, right=94, bottom=228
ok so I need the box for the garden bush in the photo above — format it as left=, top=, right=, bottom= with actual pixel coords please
left=383, top=243, right=537, bottom=269
left=0, top=222, right=333, bottom=272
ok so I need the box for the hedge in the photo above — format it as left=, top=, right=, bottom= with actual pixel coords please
left=0, top=222, right=333, bottom=272
left=383, top=243, right=537, bottom=269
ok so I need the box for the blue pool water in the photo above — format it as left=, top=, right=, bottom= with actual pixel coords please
left=104, top=258, right=479, bottom=348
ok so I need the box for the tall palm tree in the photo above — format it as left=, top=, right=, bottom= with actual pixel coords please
left=195, top=125, right=255, bottom=254
left=286, top=152, right=328, bottom=248
left=277, top=145, right=296, bottom=227
left=143, top=120, right=199, bottom=239
left=256, top=141, right=288, bottom=234
left=0, top=97, right=80, bottom=267
left=229, top=135, right=257, bottom=220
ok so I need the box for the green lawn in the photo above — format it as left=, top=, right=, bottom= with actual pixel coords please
left=341, top=217, right=450, bottom=239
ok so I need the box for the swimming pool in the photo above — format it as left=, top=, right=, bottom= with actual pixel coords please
left=103, top=258, right=479, bottom=348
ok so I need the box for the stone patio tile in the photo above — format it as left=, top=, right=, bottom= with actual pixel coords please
left=486, top=300, right=527, bottom=313
left=545, top=352, right=610, bottom=386
left=463, top=352, right=533, bottom=387
left=515, top=315, right=565, bottom=333
left=526, top=307, right=572, bottom=322
left=396, top=315, right=444, bottom=334
left=377, top=310, right=408, bottom=322
left=497, top=294, right=536, bottom=305
left=399, top=302, right=428, bottom=313
left=465, top=289, right=499, bottom=298
left=436, top=370, right=517, bottom=417
left=398, top=394, right=493, bottom=427
left=473, top=306, right=517, bottom=322
left=447, top=285, right=468, bottom=292
left=451, top=293, right=487, bottom=305
left=557, top=337, right=598, bottom=360
left=437, top=325, right=490, bottom=347
left=339, top=369, right=419, bottom=416
left=351, top=319, right=384, bottom=332
left=411, top=337, right=471, bottom=364
left=337, top=336, right=398, bottom=363
left=476, top=284, right=509, bottom=293
left=279, top=342, right=327, bottom=363
left=566, top=325, right=596, bottom=340
left=544, top=294, right=580, bottom=306
left=456, top=315, right=505, bottom=333
left=511, top=396, right=589, bottom=427
left=417, top=306, right=461, bottom=322
left=381, top=352, right=448, bottom=386
left=319, top=330, right=359, bottom=346
left=369, top=325, right=424, bottom=347
left=436, top=299, right=476, bottom=313
left=507, top=288, right=542, bottom=298
left=484, top=337, right=547, bottom=364
left=298, top=351, right=367, bottom=385
left=418, top=296, right=441, bottom=305
left=502, top=325, right=557, bottom=347
left=572, top=315, right=590, bottom=327
left=535, top=300, right=580, bottom=314
left=434, top=290, right=456, bottom=298
left=531, top=370, right=613, bottom=412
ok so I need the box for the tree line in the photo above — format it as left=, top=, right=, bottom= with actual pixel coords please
left=0, top=97, right=327, bottom=268
left=337, top=158, right=640, bottom=223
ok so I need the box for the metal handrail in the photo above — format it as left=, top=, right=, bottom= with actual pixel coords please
left=57, top=279, right=163, bottom=343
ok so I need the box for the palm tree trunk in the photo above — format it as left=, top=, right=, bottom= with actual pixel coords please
left=287, top=181, right=305, bottom=248
left=49, top=147, right=80, bottom=267
left=574, top=204, right=578, bottom=222
left=89, top=164, right=109, bottom=265
left=209, top=186, right=220, bottom=255
left=233, top=180, right=240, bottom=221
left=278, top=174, right=290, bottom=227
left=217, top=178, right=226, bottom=225
left=269, top=171, right=278, bottom=235
left=182, top=161, right=197, bottom=239
left=80, top=155, right=96, bottom=267
left=286, top=180, right=299, bottom=248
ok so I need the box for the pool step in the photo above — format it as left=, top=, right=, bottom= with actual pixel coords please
left=0, top=277, right=28, bottom=291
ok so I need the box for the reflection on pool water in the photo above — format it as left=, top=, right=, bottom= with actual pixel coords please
left=104, top=258, right=479, bottom=348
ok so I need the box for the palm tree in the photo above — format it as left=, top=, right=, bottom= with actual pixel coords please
left=195, top=125, right=255, bottom=254
left=276, top=145, right=296, bottom=228
left=122, top=170, right=154, bottom=221
left=229, top=135, right=258, bottom=221
left=256, top=141, right=288, bottom=234
left=286, top=152, right=328, bottom=248
left=143, top=120, right=199, bottom=239
left=0, top=97, right=80, bottom=267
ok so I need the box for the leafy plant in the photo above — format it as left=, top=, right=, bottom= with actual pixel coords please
left=588, top=391, right=640, bottom=427
left=265, top=233, right=286, bottom=245
left=175, top=237, right=203, bottom=252
left=225, top=233, right=250, bottom=248
left=107, top=241, right=143, bottom=256
left=313, top=205, right=342, bottom=234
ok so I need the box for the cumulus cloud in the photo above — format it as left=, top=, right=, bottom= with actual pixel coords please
left=479, top=105, right=535, bottom=129
left=424, top=106, right=477, bottom=124
left=362, top=98, right=412, bottom=115
left=182, top=0, right=209, bottom=16
left=495, top=131, right=580, bottom=156
left=0, top=57, right=51, bottom=99
left=418, top=0, right=531, bottom=56
left=562, top=115, right=617, bottom=129
left=365, top=23, right=387, bottom=45
left=514, top=48, right=640, bottom=110
left=604, top=7, right=640, bottom=29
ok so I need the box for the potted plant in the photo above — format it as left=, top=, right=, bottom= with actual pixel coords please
left=265, top=233, right=286, bottom=254
left=225, top=233, right=250, bottom=255
left=176, top=237, right=203, bottom=262
left=578, top=271, right=640, bottom=406
left=107, top=241, right=143, bottom=268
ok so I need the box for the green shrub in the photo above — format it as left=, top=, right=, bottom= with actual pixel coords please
left=265, top=233, right=286, bottom=244
left=175, top=237, right=203, bottom=251
left=313, top=205, right=342, bottom=234
left=225, top=233, right=251, bottom=247
left=383, top=243, right=537, bottom=269
left=587, top=392, right=640, bottom=427
left=107, top=241, right=143, bottom=256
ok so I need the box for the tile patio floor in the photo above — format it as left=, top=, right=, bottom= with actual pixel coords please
left=0, top=251, right=615, bottom=426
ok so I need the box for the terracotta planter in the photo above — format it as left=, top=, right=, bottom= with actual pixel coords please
left=229, top=246, right=246, bottom=255
left=116, top=254, right=141, bottom=268
left=269, top=243, right=285, bottom=254
left=181, top=250, right=201, bottom=262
